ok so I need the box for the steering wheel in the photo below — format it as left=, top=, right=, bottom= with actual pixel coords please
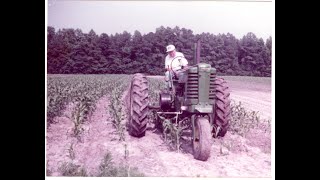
left=168, top=56, right=187, bottom=79
left=170, top=56, right=186, bottom=70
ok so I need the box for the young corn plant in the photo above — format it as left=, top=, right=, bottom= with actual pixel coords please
left=98, top=151, right=144, bottom=177
left=47, top=74, right=125, bottom=128
left=109, top=96, right=126, bottom=140
left=161, top=116, right=188, bottom=152
left=98, top=151, right=116, bottom=176
left=147, top=77, right=166, bottom=105
left=67, top=143, right=76, bottom=160
left=230, top=101, right=261, bottom=137
left=108, top=76, right=130, bottom=141
left=71, top=96, right=94, bottom=141
left=58, top=162, right=88, bottom=176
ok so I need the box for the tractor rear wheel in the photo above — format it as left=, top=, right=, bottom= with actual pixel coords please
left=212, top=77, right=231, bottom=138
left=193, top=117, right=212, bottom=161
left=128, top=73, right=149, bottom=137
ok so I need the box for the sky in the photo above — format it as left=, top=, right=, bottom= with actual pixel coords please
left=47, top=0, right=274, bottom=41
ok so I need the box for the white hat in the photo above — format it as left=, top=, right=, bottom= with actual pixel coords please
left=166, top=45, right=175, bottom=52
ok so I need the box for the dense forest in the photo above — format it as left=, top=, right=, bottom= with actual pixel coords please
left=47, top=26, right=272, bottom=76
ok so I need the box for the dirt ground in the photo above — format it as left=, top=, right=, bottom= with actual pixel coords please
left=46, top=76, right=272, bottom=177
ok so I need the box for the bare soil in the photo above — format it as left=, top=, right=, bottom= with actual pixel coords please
left=46, top=76, right=272, bottom=177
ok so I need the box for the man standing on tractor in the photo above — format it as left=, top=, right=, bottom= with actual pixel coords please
left=164, top=44, right=189, bottom=89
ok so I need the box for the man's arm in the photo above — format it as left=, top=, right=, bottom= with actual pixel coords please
left=165, top=56, right=171, bottom=71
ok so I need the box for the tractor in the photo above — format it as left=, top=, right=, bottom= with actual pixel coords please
left=127, top=41, right=231, bottom=161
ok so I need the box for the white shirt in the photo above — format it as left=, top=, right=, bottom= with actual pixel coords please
left=165, top=52, right=188, bottom=71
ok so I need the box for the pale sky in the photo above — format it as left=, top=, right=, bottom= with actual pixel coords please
left=47, top=0, right=273, bottom=41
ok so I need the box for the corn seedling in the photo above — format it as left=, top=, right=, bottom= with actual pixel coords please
left=58, top=162, right=88, bottom=176
left=230, top=101, right=262, bottom=137
left=108, top=76, right=130, bottom=141
left=160, top=115, right=188, bottom=152
left=67, top=143, right=76, bottom=160
left=98, top=151, right=144, bottom=177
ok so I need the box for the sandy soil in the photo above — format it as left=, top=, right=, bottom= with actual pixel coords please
left=46, top=77, right=272, bottom=177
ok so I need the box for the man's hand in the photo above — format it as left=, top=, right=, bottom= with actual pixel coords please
left=181, top=65, right=189, bottom=70
left=165, top=65, right=171, bottom=72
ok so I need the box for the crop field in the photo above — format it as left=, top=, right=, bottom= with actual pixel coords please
left=46, top=74, right=272, bottom=177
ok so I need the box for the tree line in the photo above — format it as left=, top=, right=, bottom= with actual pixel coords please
left=47, top=26, right=272, bottom=76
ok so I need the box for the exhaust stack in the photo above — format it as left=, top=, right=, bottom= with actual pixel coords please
left=194, top=40, right=201, bottom=65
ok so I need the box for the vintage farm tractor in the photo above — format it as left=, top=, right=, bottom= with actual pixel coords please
left=127, top=41, right=231, bottom=161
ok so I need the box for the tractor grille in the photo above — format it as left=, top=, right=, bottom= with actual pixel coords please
left=209, top=73, right=216, bottom=100
left=186, top=72, right=198, bottom=99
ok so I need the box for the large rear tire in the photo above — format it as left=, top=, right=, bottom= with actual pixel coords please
left=193, top=117, right=212, bottom=161
left=212, top=77, right=231, bottom=138
left=128, top=73, right=149, bottom=137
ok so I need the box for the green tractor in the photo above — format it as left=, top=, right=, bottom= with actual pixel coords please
left=127, top=41, right=231, bottom=161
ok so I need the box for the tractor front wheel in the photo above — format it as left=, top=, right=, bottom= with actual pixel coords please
left=193, top=117, right=212, bottom=161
